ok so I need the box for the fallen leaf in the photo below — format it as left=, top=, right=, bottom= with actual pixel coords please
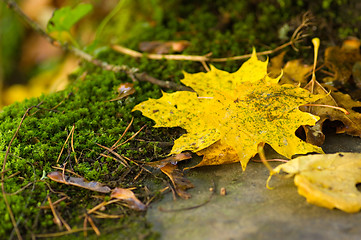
left=324, top=38, right=361, bottom=84
left=160, top=163, right=194, bottom=199
left=139, top=40, right=190, bottom=54
left=301, top=80, right=361, bottom=137
left=146, top=153, right=194, bottom=199
left=111, top=187, right=146, bottom=211
left=352, top=61, right=361, bottom=88
left=133, top=51, right=324, bottom=170
left=47, top=171, right=111, bottom=193
left=109, top=82, right=136, bottom=101
left=270, top=152, right=361, bottom=213
left=146, top=152, right=192, bottom=168
left=268, top=51, right=313, bottom=86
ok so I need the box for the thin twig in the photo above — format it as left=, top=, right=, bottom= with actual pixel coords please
left=111, top=13, right=312, bottom=64
left=47, top=195, right=63, bottom=229
left=86, top=214, right=101, bottom=236
left=56, top=126, right=75, bottom=163
left=70, top=125, right=78, bottom=164
left=113, top=125, right=146, bottom=150
left=96, top=143, right=130, bottom=168
left=34, top=228, right=92, bottom=238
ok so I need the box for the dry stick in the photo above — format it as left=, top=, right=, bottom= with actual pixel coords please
left=3, top=0, right=190, bottom=91
left=96, top=143, right=130, bottom=168
left=112, top=41, right=294, bottom=63
left=70, top=125, right=78, bottom=163
left=6, top=182, right=33, bottom=196
left=57, top=213, right=72, bottom=232
left=47, top=195, right=63, bottom=229
left=111, top=12, right=311, bottom=64
left=51, top=166, right=82, bottom=178
left=92, top=211, right=123, bottom=219
left=113, top=125, right=146, bottom=150
left=110, top=117, right=134, bottom=150
left=86, top=214, right=101, bottom=236
left=56, top=126, right=75, bottom=163
left=0, top=103, right=40, bottom=240
left=34, top=228, right=92, bottom=238
left=85, top=199, right=121, bottom=216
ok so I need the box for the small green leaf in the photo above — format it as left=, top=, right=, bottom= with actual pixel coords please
left=47, top=3, right=93, bottom=34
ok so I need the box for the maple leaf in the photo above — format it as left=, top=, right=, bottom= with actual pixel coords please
left=133, top=51, right=324, bottom=170
left=269, top=152, right=361, bottom=213
left=268, top=51, right=313, bottom=86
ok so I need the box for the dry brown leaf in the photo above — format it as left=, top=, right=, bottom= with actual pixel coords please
left=109, top=82, right=136, bottom=101
left=47, top=171, right=111, bottom=193
left=301, top=80, right=361, bottom=137
left=352, top=61, right=361, bottom=88
left=160, top=163, right=194, bottom=199
left=111, top=187, right=146, bottom=211
left=139, top=40, right=190, bottom=54
left=146, top=153, right=194, bottom=199
left=146, top=152, right=192, bottom=168
left=324, top=38, right=361, bottom=84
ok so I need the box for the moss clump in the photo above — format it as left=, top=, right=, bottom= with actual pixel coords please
left=1, top=0, right=360, bottom=238
left=0, top=68, right=166, bottom=237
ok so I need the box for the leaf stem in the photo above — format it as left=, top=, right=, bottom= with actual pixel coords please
left=257, top=142, right=275, bottom=174
left=301, top=104, right=349, bottom=115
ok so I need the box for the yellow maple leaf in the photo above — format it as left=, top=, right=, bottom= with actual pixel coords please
left=268, top=51, right=313, bottom=85
left=133, top=51, right=324, bottom=170
left=270, top=152, right=361, bottom=213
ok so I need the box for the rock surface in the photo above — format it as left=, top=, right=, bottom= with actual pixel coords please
left=146, top=133, right=361, bottom=240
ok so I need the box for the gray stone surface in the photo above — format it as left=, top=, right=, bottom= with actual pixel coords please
left=146, top=134, right=361, bottom=240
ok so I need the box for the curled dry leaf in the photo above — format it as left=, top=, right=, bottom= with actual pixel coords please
left=270, top=152, right=361, bottom=213
left=160, top=163, right=194, bottom=199
left=146, top=153, right=194, bottom=199
left=47, top=171, right=111, bottom=193
left=301, top=80, right=361, bottom=138
left=146, top=152, right=192, bottom=168
left=111, top=187, right=146, bottom=211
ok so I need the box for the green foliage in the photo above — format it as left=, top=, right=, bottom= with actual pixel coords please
left=0, top=3, right=24, bottom=79
left=46, top=3, right=92, bottom=44
left=47, top=3, right=93, bottom=34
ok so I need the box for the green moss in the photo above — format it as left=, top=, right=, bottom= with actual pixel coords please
left=1, top=0, right=360, bottom=238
